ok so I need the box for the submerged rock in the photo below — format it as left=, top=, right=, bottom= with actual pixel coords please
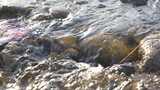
left=49, top=8, right=70, bottom=19
left=120, top=0, right=148, bottom=6
left=139, top=32, right=160, bottom=72
left=51, top=35, right=79, bottom=59
left=97, top=4, right=106, bottom=8
left=74, top=0, right=88, bottom=5
left=56, top=35, right=78, bottom=48
left=79, top=32, right=136, bottom=67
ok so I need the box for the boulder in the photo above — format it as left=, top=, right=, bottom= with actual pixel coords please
left=139, top=32, right=160, bottom=72
left=79, top=33, right=137, bottom=67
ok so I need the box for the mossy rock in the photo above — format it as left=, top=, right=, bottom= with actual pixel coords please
left=80, top=33, right=138, bottom=67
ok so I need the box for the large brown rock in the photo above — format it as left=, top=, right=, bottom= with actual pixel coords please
left=79, top=32, right=137, bottom=67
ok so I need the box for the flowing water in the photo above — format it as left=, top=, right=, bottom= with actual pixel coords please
left=1, top=0, right=160, bottom=38
left=0, top=0, right=160, bottom=90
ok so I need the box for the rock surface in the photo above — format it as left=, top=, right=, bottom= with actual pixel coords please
left=139, top=32, right=160, bottom=72
left=0, top=6, right=31, bottom=19
left=0, top=0, right=160, bottom=90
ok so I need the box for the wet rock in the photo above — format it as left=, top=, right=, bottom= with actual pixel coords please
left=21, top=36, right=37, bottom=46
left=79, top=33, right=135, bottom=67
left=49, top=35, right=79, bottom=59
left=97, top=4, right=106, bottom=8
left=22, top=35, right=70, bottom=57
left=114, top=80, right=144, bottom=90
left=63, top=48, right=79, bottom=59
left=108, top=63, right=135, bottom=76
left=0, top=71, right=8, bottom=90
left=0, top=6, right=31, bottom=19
left=139, top=32, right=160, bottom=72
left=98, top=0, right=107, bottom=2
left=30, top=13, right=52, bottom=21
left=0, top=52, right=15, bottom=71
left=49, top=8, right=70, bottom=19
left=14, top=59, right=79, bottom=90
left=2, top=41, right=25, bottom=55
left=30, top=8, right=70, bottom=20
left=74, top=0, right=88, bottom=5
left=64, top=64, right=142, bottom=90
left=21, top=36, right=52, bottom=56
left=64, top=65, right=105, bottom=90
left=36, top=37, right=52, bottom=55
left=49, top=52, right=66, bottom=61
left=0, top=56, right=143, bottom=90
left=132, top=73, right=160, bottom=90
left=18, top=72, right=36, bottom=87
left=0, top=42, right=8, bottom=52
left=120, top=0, right=148, bottom=6
left=56, top=35, right=78, bottom=48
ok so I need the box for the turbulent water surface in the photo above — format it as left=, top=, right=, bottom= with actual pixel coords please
left=0, top=0, right=160, bottom=90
